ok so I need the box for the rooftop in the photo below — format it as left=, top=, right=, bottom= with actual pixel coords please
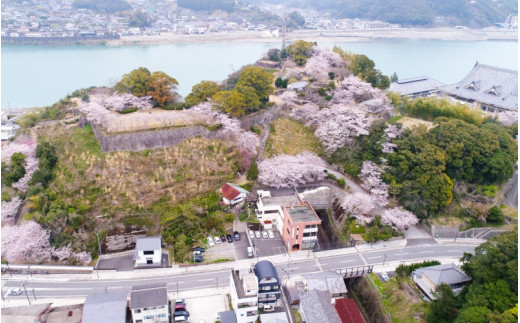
left=231, top=268, right=258, bottom=299
left=284, top=202, right=320, bottom=223
left=334, top=298, right=366, bottom=323
left=130, top=282, right=168, bottom=309
left=221, top=183, right=249, bottom=201
left=1, top=303, right=51, bottom=323
left=82, top=292, right=127, bottom=323
left=389, top=76, right=445, bottom=96
left=303, top=271, right=347, bottom=295
left=254, top=260, right=280, bottom=284
left=299, top=290, right=341, bottom=323
left=261, top=194, right=302, bottom=207
left=135, top=236, right=161, bottom=251
left=413, top=263, right=471, bottom=286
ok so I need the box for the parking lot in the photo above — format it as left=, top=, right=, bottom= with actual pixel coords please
left=179, top=293, right=228, bottom=323
left=249, top=229, right=287, bottom=257
left=202, top=235, right=236, bottom=262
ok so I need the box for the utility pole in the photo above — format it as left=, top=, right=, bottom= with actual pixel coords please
left=21, top=281, right=31, bottom=305
left=96, top=233, right=102, bottom=257
left=383, top=254, right=387, bottom=267
left=281, top=11, right=287, bottom=51
left=32, top=288, right=36, bottom=301
left=6, top=261, right=12, bottom=277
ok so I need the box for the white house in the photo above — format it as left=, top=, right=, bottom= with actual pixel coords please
left=130, top=283, right=169, bottom=323
left=255, top=190, right=302, bottom=232
left=220, top=183, right=249, bottom=206
left=229, top=268, right=259, bottom=323
left=134, top=236, right=162, bottom=268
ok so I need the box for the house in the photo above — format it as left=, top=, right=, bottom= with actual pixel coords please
left=281, top=201, right=321, bottom=252
left=1, top=125, right=16, bottom=141
left=254, top=260, right=282, bottom=307
left=441, top=62, right=518, bottom=113
left=130, top=282, right=169, bottom=323
left=134, top=236, right=162, bottom=268
left=302, top=271, right=348, bottom=298
left=287, top=81, right=308, bottom=92
left=220, top=183, right=249, bottom=206
left=412, top=263, right=472, bottom=300
left=82, top=292, right=128, bottom=323
left=299, top=290, right=341, bottom=323
left=388, top=76, right=445, bottom=99
left=229, top=268, right=259, bottom=323
left=255, top=189, right=302, bottom=231
left=334, top=298, right=366, bottom=323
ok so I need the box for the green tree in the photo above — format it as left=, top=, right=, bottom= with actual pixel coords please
left=235, top=85, right=261, bottom=114
left=455, top=306, right=490, bottom=323
left=487, top=205, right=505, bottom=224
left=426, top=283, right=459, bottom=323
left=2, top=152, right=26, bottom=186
left=114, top=67, right=152, bottom=97
left=184, top=80, right=220, bottom=107
left=390, top=72, right=399, bottom=83
left=235, top=66, right=274, bottom=102
left=267, top=48, right=281, bottom=62
left=212, top=91, right=246, bottom=117
left=275, top=77, right=283, bottom=88
left=146, top=71, right=179, bottom=107
left=129, top=10, right=150, bottom=28
left=247, top=159, right=259, bottom=180
left=285, top=40, right=315, bottom=66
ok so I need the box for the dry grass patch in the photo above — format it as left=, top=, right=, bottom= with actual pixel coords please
left=397, top=117, right=436, bottom=131
left=264, top=118, right=323, bottom=157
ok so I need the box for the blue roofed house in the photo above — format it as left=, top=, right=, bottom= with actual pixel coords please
left=254, top=260, right=282, bottom=307
left=82, top=292, right=128, bottom=323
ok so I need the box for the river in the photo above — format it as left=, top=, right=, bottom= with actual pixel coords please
left=1, top=39, right=517, bottom=108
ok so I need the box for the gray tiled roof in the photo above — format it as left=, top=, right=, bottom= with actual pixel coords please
left=389, top=76, right=445, bottom=96
left=413, top=263, right=471, bottom=285
left=299, top=290, right=341, bottom=323
left=219, top=310, right=238, bottom=323
left=303, top=271, right=347, bottom=295
left=130, top=282, right=168, bottom=309
left=441, top=62, right=518, bottom=111
left=135, top=236, right=162, bottom=251
left=82, top=292, right=127, bottom=323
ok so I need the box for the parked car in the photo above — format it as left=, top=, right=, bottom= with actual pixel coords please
left=255, top=231, right=261, bottom=239
left=174, top=311, right=190, bottom=317
left=207, top=237, right=215, bottom=247
left=262, top=231, right=268, bottom=239
left=263, top=305, right=275, bottom=312
left=8, top=288, right=22, bottom=296
left=175, top=299, right=186, bottom=305
left=174, top=304, right=186, bottom=311
left=214, top=236, right=221, bottom=244
left=247, top=247, right=254, bottom=257
left=193, top=247, right=205, bottom=253
left=174, top=316, right=189, bottom=322
left=381, top=272, right=389, bottom=282
left=193, top=250, right=202, bottom=256
left=268, top=230, right=275, bottom=239
left=194, top=255, right=204, bottom=263
left=249, top=230, right=255, bottom=239
left=234, top=231, right=240, bottom=241
left=220, top=234, right=226, bottom=242
left=226, top=234, right=233, bottom=243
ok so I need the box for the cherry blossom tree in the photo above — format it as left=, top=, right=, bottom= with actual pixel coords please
left=338, top=76, right=390, bottom=106
left=1, top=196, right=23, bottom=226
left=1, top=138, right=39, bottom=192
left=102, top=93, right=153, bottom=112
left=359, top=160, right=388, bottom=207
left=381, top=124, right=401, bottom=154
left=342, top=192, right=376, bottom=224
left=258, top=152, right=327, bottom=188
left=305, top=47, right=345, bottom=81
left=289, top=103, right=320, bottom=122
left=280, top=91, right=299, bottom=106
left=51, top=245, right=92, bottom=265
left=1, top=221, right=52, bottom=263
left=381, top=207, right=418, bottom=230
left=496, top=110, right=518, bottom=126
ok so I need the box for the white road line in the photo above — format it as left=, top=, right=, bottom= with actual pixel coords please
left=198, top=279, right=213, bottom=282
left=367, top=256, right=382, bottom=259
left=320, top=263, right=328, bottom=266
left=340, top=260, right=356, bottom=263
left=419, top=251, right=435, bottom=253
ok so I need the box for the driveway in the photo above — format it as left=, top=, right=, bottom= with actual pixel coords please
left=234, top=231, right=251, bottom=260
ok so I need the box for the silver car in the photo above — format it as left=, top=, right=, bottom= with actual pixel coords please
left=262, top=231, right=268, bottom=239
left=255, top=231, right=261, bottom=239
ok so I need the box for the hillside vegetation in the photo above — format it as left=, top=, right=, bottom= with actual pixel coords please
left=264, top=118, right=323, bottom=158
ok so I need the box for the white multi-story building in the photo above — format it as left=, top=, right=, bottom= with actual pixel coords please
left=229, top=268, right=259, bottom=323
left=130, top=283, right=169, bottom=323
left=255, top=190, right=302, bottom=232
left=134, top=236, right=162, bottom=268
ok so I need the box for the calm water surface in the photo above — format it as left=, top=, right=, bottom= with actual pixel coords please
left=1, top=39, right=517, bottom=108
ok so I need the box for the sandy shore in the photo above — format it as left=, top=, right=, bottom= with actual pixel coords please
left=107, top=28, right=518, bottom=46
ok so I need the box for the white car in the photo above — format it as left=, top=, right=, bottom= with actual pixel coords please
left=262, top=231, right=268, bottom=239
left=214, top=236, right=221, bottom=244
left=268, top=230, right=275, bottom=239
left=249, top=230, right=255, bottom=239
left=8, top=288, right=22, bottom=296
left=207, top=236, right=215, bottom=247
left=255, top=231, right=261, bottom=239
left=381, top=272, right=389, bottom=282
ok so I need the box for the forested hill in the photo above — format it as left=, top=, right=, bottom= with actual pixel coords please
left=256, top=0, right=517, bottom=27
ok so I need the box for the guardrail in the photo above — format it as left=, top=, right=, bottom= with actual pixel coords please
left=2, top=264, right=93, bottom=275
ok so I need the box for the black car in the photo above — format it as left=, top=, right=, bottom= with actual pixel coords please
left=194, top=255, right=204, bottom=263
left=192, top=246, right=205, bottom=253
left=174, top=311, right=190, bottom=317
left=220, top=234, right=226, bottom=242
left=226, top=234, right=233, bottom=243
left=234, top=231, right=240, bottom=241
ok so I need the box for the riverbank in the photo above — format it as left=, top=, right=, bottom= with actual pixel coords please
left=107, top=28, right=518, bottom=46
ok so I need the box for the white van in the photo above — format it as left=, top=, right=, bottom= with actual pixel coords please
left=247, top=247, right=254, bottom=257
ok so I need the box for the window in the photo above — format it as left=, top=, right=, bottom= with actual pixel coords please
left=136, top=320, right=142, bottom=323
left=305, top=224, right=317, bottom=229
left=287, top=228, right=290, bottom=235
left=247, top=310, right=258, bottom=316
left=465, top=81, right=480, bottom=91
left=144, top=315, right=153, bottom=319
left=296, top=235, right=298, bottom=240
left=303, top=232, right=316, bottom=237
left=485, top=86, right=501, bottom=96
left=146, top=259, right=153, bottom=264
left=135, top=309, right=142, bottom=314
left=159, top=305, right=165, bottom=309
left=156, top=313, right=166, bottom=318
left=143, top=250, right=154, bottom=255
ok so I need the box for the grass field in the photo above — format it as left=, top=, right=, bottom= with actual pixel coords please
left=264, top=118, right=323, bottom=157
left=369, top=273, right=427, bottom=322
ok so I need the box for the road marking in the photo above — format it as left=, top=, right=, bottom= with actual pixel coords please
left=419, top=251, right=435, bottom=253
left=314, top=258, right=324, bottom=272
left=320, top=263, right=328, bottom=266
left=340, top=260, right=356, bottom=263
left=367, top=256, right=382, bottom=259
left=359, top=254, right=369, bottom=266
left=198, top=279, right=213, bottom=282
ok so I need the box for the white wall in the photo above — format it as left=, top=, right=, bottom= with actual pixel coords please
left=135, top=249, right=161, bottom=265
left=132, top=305, right=169, bottom=323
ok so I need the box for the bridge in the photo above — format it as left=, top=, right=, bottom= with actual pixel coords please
left=336, top=265, right=374, bottom=278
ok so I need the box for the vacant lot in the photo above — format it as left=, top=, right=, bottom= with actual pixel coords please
left=264, top=118, right=323, bottom=157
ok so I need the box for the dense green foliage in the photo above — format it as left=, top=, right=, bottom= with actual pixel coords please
left=212, top=91, right=247, bottom=117
left=177, top=0, right=235, bottom=12
left=72, top=0, right=130, bottom=13
left=1, top=152, right=26, bottom=186
left=361, top=215, right=401, bottom=241
left=395, top=260, right=442, bottom=278
left=487, top=206, right=505, bottom=224
left=129, top=10, right=150, bottom=28
left=184, top=81, right=221, bottom=107
left=427, top=230, right=518, bottom=322
left=114, top=67, right=179, bottom=107
left=333, top=46, right=389, bottom=89
left=31, top=142, right=58, bottom=188
left=285, top=40, right=316, bottom=65
left=247, top=159, right=259, bottom=180
left=399, top=97, right=484, bottom=126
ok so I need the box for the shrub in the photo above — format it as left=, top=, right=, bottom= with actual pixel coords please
left=317, top=88, right=326, bottom=96
left=117, top=107, right=139, bottom=114
left=250, top=125, right=261, bottom=135
left=338, top=178, right=345, bottom=188
left=487, top=205, right=505, bottom=224
left=328, top=72, right=335, bottom=80
left=247, top=159, right=259, bottom=180
left=395, top=260, right=441, bottom=278
left=275, top=77, right=283, bottom=88
left=281, top=79, right=289, bottom=88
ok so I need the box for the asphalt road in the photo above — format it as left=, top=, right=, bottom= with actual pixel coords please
left=2, top=244, right=476, bottom=300
left=504, top=170, right=518, bottom=207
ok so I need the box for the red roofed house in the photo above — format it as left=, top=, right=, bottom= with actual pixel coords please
left=334, top=298, right=366, bottom=323
left=220, top=183, right=249, bottom=206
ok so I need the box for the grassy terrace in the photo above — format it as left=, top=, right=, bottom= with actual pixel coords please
left=264, top=118, right=323, bottom=157
left=368, top=273, right=427, bottom=322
